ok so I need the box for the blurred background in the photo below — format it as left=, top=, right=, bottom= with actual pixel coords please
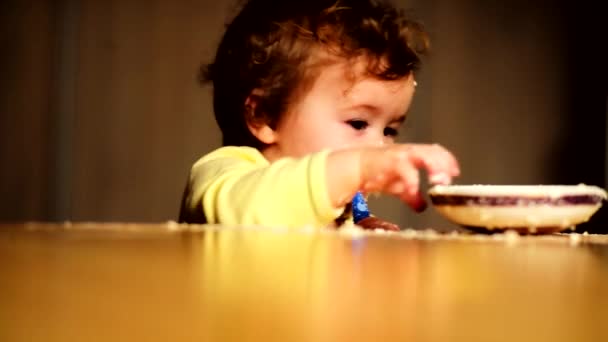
left=1, top=0, right=606, bottom=232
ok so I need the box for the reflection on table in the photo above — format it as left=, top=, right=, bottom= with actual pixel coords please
left=1, top=223, right=607, bottom=341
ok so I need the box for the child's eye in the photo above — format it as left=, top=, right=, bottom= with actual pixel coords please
left=384, top=127, right=399, bottom=137
left=347, top=120, right=368, bottom=130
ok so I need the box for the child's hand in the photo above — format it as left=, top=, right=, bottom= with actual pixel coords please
left=359, top=144, right=460, bottom=212
left=327, top=144, right=460, bottom=212
left=356, top=216, right=400, bottom=231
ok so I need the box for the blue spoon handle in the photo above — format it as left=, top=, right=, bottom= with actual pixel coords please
left=352, top=191, right=371, bottom=223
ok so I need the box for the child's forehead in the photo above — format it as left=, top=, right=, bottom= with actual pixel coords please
left=311, top=55, right=409, bottom=95
left=291, top=55, right=413, bottom=118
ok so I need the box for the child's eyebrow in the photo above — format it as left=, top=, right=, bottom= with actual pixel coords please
left=344, top=104, right=381, bottom=114
left=390, top=114, right=407, bottom=124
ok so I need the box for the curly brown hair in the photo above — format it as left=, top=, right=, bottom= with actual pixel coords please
left=201, top=0, right=429, bottom=148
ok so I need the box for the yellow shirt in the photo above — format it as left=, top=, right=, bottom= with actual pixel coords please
left=179, top=146, right=345, bottom=227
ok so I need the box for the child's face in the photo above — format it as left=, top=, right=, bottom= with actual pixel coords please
left=263, top=59, right=416, bottom=161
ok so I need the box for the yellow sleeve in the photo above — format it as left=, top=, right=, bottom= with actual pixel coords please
left=180, top=146, right=344, bottom=227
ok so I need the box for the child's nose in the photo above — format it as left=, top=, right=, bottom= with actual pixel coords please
left=369, top=132, right=386, bottom=147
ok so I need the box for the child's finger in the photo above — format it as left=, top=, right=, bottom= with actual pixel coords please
left=393, top=160, right=426, bottom=212
left=429, top=143, right=460, bottom=176
left=399, top=188, right=427, bottom=212
left=420, top=145, right=459, bottom=176
left=399, top=144, right=460, bottom=183
left=428, top=172, right=453, bottom=185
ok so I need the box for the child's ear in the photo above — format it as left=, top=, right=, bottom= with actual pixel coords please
left=248, top=122, right=277, bottom=145
left=245, top=92, right=278, bottom=145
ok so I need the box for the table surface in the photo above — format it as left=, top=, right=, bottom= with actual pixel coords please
left=1, top=223, right=607, bottom=342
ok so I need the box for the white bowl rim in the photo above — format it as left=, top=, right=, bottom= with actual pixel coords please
left=428, top=184, right=607, bottom=199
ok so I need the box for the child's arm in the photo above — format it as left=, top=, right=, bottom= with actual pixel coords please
left=182, top=144, right=458, bottom=228
left=327, top=143, right=460, bottom=211
left=181, top=147, right=344, bottom=227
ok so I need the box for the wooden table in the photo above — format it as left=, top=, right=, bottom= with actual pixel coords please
left=1, top=223, right=607, bottom=341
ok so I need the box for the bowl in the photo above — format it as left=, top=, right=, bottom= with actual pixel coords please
left=428, top=184, right=607, bottom=234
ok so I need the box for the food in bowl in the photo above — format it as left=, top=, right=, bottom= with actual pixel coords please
left=428, top=184, right=607, bottom=234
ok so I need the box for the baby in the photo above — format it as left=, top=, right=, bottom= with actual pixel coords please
left=179, top=0, right=460, bottom=229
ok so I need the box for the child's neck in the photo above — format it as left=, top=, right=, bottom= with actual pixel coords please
left=260, top=144, right=282, bottom=163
